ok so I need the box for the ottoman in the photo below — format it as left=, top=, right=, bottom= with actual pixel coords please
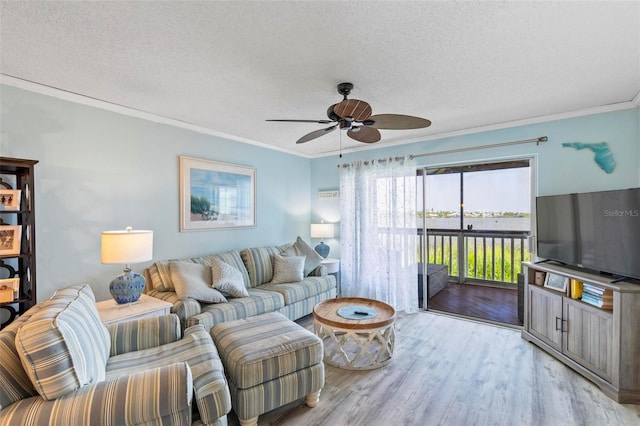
left=210, top=312, right=324, bottom=426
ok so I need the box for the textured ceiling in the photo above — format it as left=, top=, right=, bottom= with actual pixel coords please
left=1, top=1, right=639, bottom=157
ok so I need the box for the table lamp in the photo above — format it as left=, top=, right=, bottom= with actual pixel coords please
left=101, top=226, right=153, bottom=304
left=310, top=223, right=334, bottom=258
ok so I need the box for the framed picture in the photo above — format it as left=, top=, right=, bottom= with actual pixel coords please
left=0, top=190, right=21, bottom=211
left=0, top=277, right=20, bottom=299
left=179, top=156, right=256, bottom=231
left=544, top=273, right=568, bottom=293
left=0, top=225, right=21, bottom=255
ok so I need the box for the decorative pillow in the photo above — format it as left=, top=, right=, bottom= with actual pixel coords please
left=270, top=254, right=305, bottom=284
left=285, top=236, right=324, bottom=276
left=211, top=259, right=249, bottom=298
left=15, top=285, right=110, bottom=401
left=169, top=261, right=228, bottom=303
left=240, top=246, right=285, bottom=287
left=150, top=261, right=177, bottom=292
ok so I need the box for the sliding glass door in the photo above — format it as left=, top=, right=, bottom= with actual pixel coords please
left=417, top=159, right=534, bottom=309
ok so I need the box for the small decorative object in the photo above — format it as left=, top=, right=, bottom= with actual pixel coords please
left=544, top=273, right=569, bottom=293
left=179, top=156, right=256, bottom=231
left=570, top=279, right=583, bottom=299
left=0, top=225, right=21, bottom=256
left=534, top=271, right=546, bottom=286
left=337, top=305, right=378, bottom=320
left=310, top=223, right=334, bottom=258
left=0, top=277, right=20, bottom=299
left=101, top=227, right=153, bottom=304
left=562, top=142, right=616, bottom=174
left=0, top=190, right=21, bottom=211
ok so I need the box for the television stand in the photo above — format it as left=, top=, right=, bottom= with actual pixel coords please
left=522, top=261, right=640, bottom=404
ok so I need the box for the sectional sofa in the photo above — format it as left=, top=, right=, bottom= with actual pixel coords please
left=144, top=239, right=337, bottom=331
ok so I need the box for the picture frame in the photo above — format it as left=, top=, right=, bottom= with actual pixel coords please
left=0, top=225, right=21, bottom=255
left=544, top=273, right=568, bottom=293
left=0, top=277, right=20, bottom=299
left=179, top=156, right=256, bottom=231
left=0, top=190, right=21, bottom=211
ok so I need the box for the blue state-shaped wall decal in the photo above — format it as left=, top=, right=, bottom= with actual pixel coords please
left=562, top=142, right=616, bottom=174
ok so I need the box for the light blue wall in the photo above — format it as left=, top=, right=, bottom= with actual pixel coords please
left=2, top=82, right=638, bottom=304
left=1, top=85, right=312, bottom=302
left=310, top=108, right=640, bottom=258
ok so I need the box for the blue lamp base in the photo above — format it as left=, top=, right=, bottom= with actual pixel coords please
left=109, top=271, right=145, bottom=304
left=314, top=241, right=330, bottom=258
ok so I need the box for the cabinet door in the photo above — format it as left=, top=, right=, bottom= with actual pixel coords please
left=528, top=285, right=563, bottom=351
left=564, top=299, right=613, bottom=381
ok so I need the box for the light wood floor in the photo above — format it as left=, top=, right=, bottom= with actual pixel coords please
left=226, top=312, right=640, bottom=426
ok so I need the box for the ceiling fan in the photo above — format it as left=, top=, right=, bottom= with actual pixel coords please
left=266, top=82, right=431, bottom=144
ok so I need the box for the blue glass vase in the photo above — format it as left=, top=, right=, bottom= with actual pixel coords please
left=109, top=271, right=145, bottom=304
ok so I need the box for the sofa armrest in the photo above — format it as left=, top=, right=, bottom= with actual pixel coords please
left=146, top=289, right=202, bottom=329
left=0, top=362, right=193, bottom=425
left=308, top=264, right=328, bottom=277
left=107, top=314, right=181, bottom=356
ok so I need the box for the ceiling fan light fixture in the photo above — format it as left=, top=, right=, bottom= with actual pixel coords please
left=266, top=82, right=431, bottom=145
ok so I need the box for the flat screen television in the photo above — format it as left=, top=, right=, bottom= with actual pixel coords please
left=536, top=188, right=640, bottom=281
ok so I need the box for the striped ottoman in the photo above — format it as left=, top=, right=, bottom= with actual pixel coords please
left=210, top=312, right=324, bottom=426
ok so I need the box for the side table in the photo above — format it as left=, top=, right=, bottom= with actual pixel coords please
left=96, top=293, right=172, bottom=325
left=321, top=257, right=340, bottom=295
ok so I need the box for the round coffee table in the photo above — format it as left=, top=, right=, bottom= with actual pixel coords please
left=313, top=297, right=396, bottom=370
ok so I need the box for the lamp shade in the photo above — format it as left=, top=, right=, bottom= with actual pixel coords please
left=310, top=223, right=334, bottom=239
left=101, top=227, right=153, bottom=265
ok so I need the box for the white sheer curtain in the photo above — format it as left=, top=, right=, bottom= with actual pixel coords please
left=339, top=156, right=418, bottom=313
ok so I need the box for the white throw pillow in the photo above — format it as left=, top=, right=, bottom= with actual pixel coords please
left=211, top=259, right=249, bottom=298
left=169, top=262, right=228, bottom=303
left=270, top=254, right=305, bottom=284
left=285, top=236, right=323, bottom=276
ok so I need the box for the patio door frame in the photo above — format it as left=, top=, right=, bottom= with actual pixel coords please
left=419, top=155, right=538, bottom=310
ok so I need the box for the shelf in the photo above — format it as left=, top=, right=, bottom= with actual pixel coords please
left=0, top=156, right=37, bottom=329
left=0, top=297, right=31, bottom=306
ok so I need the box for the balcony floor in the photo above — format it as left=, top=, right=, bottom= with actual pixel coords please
left=424, top=282, right=521, bottom=327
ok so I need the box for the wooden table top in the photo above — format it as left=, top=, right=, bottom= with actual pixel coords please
left=313, top=297, right=396, bottom=330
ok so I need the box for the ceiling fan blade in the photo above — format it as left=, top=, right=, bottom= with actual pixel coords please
left=296, top=125, right=338, bottom=144
left=266, top=119, right=334, bottom=124
left=366, top=114, right=431, bottom=129
left=334, top=99, right=373, bottom=121
left=347, top=126, right=381, bottom=143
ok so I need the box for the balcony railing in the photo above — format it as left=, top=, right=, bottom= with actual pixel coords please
left=419, top=228, right=531, bottom=285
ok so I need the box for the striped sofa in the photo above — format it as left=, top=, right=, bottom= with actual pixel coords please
left=144, top=243, right=337, bottom=331
left=0, top=285, right=231, bottom=426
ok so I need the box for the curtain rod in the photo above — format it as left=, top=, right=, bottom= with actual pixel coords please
left=337, top=136, right=548, bottom=168
left=410, top=136, right=548, bottom=159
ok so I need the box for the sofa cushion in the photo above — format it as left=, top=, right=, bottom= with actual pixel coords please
left=270, top=254, right=305, bottom=284
left=15, top=285, right=110, bottom=400
left=149, top=249, right=250, bottom=292
left=285, top=236, right=323, bottom=276
left=211, top=259, right=249, bottom=298
left=106, top=325, right=231, bottom=423
left=169, top=261, right=228, bottom=303
left=188, top=288, right=285, bottom=329
left=240, top=245, right=291, bottom=287
left=0, top=304, right=42, bottom=410
left=259, top=275, right=336, bottom=305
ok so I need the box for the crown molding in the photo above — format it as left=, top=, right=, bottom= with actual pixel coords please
left=2, top=74, right=636, bottom=161
left=0, top=74, right=307, bottom=158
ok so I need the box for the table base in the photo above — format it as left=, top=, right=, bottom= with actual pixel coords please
left=314, top=322, right=395, bottom=370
